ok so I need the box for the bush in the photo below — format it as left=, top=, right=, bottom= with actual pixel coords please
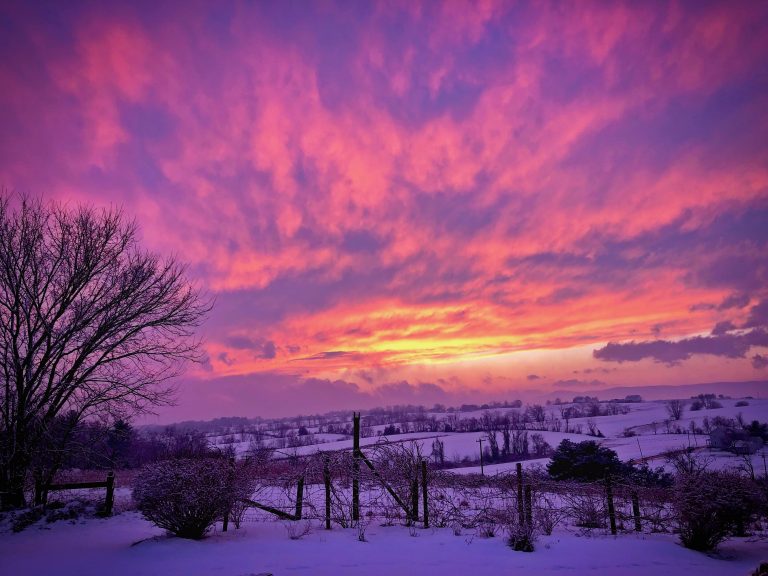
left=11, top=506, right=45, bottom=532
left=673, top=470, right=764, bottom=551
left=547, top=440, right=625, bottom=481
left=45, top=499, right=88, bottom=523
left=133, top=458, right=233, bottom=539
left=565, top=491, right=605, bottom=528
left=735, top=400, right=749, bottom=407
left=506, top=522, right=536, bottom=552
left=382, top=424, right=400, bottom=435
left=626, top=464, right=673, bottom=488
left=746, top=420, right=768, bottom=440
left=226, top=458, right=260, bottom=529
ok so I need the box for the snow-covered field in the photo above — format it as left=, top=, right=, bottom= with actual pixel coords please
left=209, top=398, right=768, bottom=476
left=2, top=511, right=767, bottom=576
left=258, top=397, right=768, bottom=474
left=3, top=395, right=766, bottom=575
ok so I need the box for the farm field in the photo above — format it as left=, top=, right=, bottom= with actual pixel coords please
left=211, top=397, right=768, bottom=475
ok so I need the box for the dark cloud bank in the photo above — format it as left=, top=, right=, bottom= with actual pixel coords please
left=594, top=299, right=768, bottom=365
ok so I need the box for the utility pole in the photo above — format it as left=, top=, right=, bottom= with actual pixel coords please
left=476, top=437, right=485, bottom=476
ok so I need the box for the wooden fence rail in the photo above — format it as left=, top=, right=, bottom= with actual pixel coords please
left=239, top=475, right=305, bottom=523
left=34, top=471, right=115, bottom=516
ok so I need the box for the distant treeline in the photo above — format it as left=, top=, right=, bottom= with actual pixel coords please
left=141, top=395, right=655, bottom=436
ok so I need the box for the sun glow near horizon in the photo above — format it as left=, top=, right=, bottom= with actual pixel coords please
left=1, top=0, right=767, bottom=418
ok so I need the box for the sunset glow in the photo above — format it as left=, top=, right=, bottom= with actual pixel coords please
left=2, top=1, right=767, bottom=419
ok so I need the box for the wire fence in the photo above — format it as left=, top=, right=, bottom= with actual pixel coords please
left=233, top=440, right=678, bottom=537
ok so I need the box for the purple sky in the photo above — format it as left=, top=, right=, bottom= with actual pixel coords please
left=1, top=1, right=767, bottom=421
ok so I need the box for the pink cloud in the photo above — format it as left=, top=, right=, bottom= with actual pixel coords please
left=1, top=1, right=767, bottom=417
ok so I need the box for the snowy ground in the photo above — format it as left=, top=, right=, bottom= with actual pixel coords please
left=4, top=396, right=765, bottom=575
left=2, top=511, right=767, bottom=576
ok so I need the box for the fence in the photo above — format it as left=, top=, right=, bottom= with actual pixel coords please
left=34, top=471, right=115, bottom=516
left=231, top=414, right=675, bottom=537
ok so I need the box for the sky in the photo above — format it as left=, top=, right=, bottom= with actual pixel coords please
left=1, top=1, right=767, bottom=421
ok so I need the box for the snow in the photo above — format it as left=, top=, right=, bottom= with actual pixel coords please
left=604, top=433, right=698, bottom=460
left=211, top=398, right=768, bottom=478
left=208, top=398, right=768, bottom=472
left=5, top=396, right=766, bottom=575
left=282, top=430, right=447, bottom=457
left=2, top=512, right=766, bottom=576
left=449, top=457, right=552, bottom=475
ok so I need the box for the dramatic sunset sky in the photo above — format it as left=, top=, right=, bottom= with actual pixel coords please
left=2, top=1, right=767, bottom=420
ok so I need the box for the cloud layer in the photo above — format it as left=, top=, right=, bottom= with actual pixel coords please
left=1, top=1, right=767, bottom=417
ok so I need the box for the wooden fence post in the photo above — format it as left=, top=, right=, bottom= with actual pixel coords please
left=324, top=457, right=332, bottom=530
left=352, top=412, right=360, bottom=521
left=410, top=476, right=419, bottom=523
left=516, top=462, right=525, bottom=525
left=631, top=491, right=641, bottom=532
left=295, top=476, right=305, bottom=520
left=421, top=459, right=429, bottom=529
left=104, top=471, right=115, bottom=517
left=524, top=484, right=533, bottom=527
left=605, top=474, right=617, bottom=535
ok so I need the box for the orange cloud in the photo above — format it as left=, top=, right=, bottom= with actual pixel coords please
left=2, top=0, right=767, bottom=411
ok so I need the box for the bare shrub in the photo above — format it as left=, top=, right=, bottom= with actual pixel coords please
left=562, top=488, right=605, bottom=529
left=534, top=492, right=566, bottom=535
left=133, top=458, right=231, bottom=539
left=44, top=499, right=89, bottom=524
left=11, top=506, right=45, bottom=532
left=225, top=458, right=261, bottom=529
left=667, top=450, right=711, bottom=476
left=357, top=512, right=372, bottom=542
left=507, top=522, right=536, bottom=552
left=690, top=399, right=703, bottom=411
left=379, top=502, right=401, bottom=527
left=477, top=518, right=497, bottom=538
left=636, top=487, right=675, bottom=533
left=284, top=519, right=313, bottom=540
left=673, top=470, right=764, bottom=551
left=666, top=400, right=685, bottom=421
left=530, top=434, right=552, bottom=457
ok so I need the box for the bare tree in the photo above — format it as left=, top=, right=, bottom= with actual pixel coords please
left=525, top=404, right=546, bottom=430
left=666, top=400, right=685, bottom=421
left=431, top=437, right=445, bottom=466
left=499, top=414, right=512, bottom=456
left=0, top=196, right=210, bottom=508
left=480, top=411, right=500, bottom=460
